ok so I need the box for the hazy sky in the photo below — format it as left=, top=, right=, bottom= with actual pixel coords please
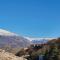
left=0, top=0, right=60, bottom=37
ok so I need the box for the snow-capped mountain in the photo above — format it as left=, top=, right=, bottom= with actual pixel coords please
left=25, top=37, right=55, bottom=44
left=0, top=29, right=18, bottom=36
left=0, top=29, right=30, bottom=53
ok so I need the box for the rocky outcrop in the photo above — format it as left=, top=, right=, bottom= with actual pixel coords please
left=0, top=49, right=27, bottom=60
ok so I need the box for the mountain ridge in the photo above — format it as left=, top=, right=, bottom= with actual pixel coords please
left=0, top=29, right=30, bottom=53
left=0, top=29, right=18, bottom=36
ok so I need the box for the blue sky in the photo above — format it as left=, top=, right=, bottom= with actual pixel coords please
left=0, top=0, right=60, bottom=37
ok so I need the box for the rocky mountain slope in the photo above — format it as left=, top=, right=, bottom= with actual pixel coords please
left=0, top=49, right=27, bottom=60
left=0, top=29, right=30, bottom=53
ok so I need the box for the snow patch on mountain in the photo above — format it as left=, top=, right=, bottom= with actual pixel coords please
left=0, top=29, right=18, bottom=36
left=25, top=37, right=55, bottom=41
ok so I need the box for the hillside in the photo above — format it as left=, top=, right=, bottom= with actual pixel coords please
left=0, top=29, right=30, bottom=53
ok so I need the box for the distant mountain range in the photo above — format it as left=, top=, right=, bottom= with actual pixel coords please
left=25, top=37, right=55, bottom=44
left=31, top=39, right=48, bottom=44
